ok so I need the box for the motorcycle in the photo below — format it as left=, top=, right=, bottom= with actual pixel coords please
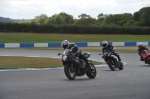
left=58, top=49, right=97, bottom=80
left=141, top=50, right=150, bottom=64
left=99, top=49, right=124, bottom=71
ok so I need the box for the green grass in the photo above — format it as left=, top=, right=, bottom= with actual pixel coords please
left=6, top=46, right=140, bottom=53
left=0, top=56, right=101, bottom=69
left=0, top=32, right=150, bottom=43
left=81, top=47, right=139, bottom=53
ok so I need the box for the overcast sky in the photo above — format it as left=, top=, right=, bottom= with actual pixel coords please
left=0, top=0, right=150, bottom=19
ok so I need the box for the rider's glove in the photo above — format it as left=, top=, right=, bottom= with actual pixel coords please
left=102, top=56, right=105, bottom=59
left=75, top=52, right=80, bottom=56
left=114, top=52, right=118, bottom=55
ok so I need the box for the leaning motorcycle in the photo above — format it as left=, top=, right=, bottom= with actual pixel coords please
left=141, top=50, right=150, bottom=64
left=58, top=49, right=97, bottom=80
left=99, top=50, right=124, bottom=71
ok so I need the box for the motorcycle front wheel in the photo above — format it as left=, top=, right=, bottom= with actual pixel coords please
left=64, top=64, right=76, bottom=80
left=106, top=59, right=115, bottom=71
left=86, top=63, right=97, bottom=78
left=118, top=62, right=124, bottom=70
left=146, top=58, right=150, bottom=64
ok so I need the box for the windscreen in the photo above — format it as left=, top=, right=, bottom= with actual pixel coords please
left=63, top=49, right=70, bottom=56
left=103, top=49, right=110, bottom=55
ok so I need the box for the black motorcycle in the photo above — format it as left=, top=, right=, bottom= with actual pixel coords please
left=99, top=50, right=124, bottom=71
left=58, top=49, right=97, bottom=80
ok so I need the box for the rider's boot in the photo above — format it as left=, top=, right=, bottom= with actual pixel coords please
left=140, top=56, right=144, bottom=61
left=140, top=58, right=144, bottom=61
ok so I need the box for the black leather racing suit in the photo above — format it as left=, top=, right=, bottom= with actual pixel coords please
left=102, top=44, right=121, bottom=62
left=138, top=46, right=149, bottom=60
left=68, top=44, right=91, bottom=69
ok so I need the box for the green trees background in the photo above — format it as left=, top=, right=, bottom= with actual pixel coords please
left=26, top=7, right=150, bottom=27
left=0, top=6, right=150, bottom=34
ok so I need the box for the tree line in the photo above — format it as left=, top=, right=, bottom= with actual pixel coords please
left=27, top=6, right=150, bottom=27
left=0, top=6, right=150, bottom=34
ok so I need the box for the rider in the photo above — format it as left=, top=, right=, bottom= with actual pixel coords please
left=102, top=41, right=122, bottom=63
left=138, top=43, right=149, bottom=61
left=61, top=40, right=91, bottom=70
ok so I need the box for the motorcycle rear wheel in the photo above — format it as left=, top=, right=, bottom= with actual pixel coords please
left=64, top=64, right=76, bottom=80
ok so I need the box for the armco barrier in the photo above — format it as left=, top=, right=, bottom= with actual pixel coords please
left=0, top=42, right=149, bottom=48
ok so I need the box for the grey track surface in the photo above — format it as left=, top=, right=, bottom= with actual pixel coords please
left=0, top=49, right=150, bottom=99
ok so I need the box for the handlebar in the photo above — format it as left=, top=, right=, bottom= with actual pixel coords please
left=98, top=53, right=101, bottom=55
left=57, top=53, right=61, bottom=56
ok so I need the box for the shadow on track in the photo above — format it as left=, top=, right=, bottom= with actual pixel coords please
left=61, top=78, right=96, bottom=81
left=101, top=69, right=123, bottom=71
left=140, top=65, right=150, bottom=67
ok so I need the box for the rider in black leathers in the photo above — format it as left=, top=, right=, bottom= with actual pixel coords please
left=61, top=40, right=91, bottom=70
left=138, top=43, right=149, bottom=61
left=102, top=41, right=122, bottom=63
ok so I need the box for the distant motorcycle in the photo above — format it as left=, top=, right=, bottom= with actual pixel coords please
left=141, top=50, right=150, bottom=64
left=99, top=50, right=124, bottom=71
left=58, top=49, right=97, bottom=80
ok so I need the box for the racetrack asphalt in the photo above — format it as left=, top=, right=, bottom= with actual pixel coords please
left=0, top=49, right=150, bottom=99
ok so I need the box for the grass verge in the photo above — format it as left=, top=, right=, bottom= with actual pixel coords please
left=0, top=33, right=150, bottom=42
left=81, top=47, right=139, bottom=53
left=7, top=46, right=141, bottom=53
left=0, top=56, right=101, bottom=69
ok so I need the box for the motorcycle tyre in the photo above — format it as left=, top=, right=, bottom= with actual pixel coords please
left=118, top=63, right=124, bottom=70
left=106, top=59, right=115, bottom=71
left=64, top=65, right=76, bottom=80
left=86, top=63, right=97, bottom=78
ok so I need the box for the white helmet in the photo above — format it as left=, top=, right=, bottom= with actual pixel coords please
left=138, top=43, right=143, bottom=49
left=102, top=41, right=108, bottom=47
left=61, top=40, right=70, bottom=49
